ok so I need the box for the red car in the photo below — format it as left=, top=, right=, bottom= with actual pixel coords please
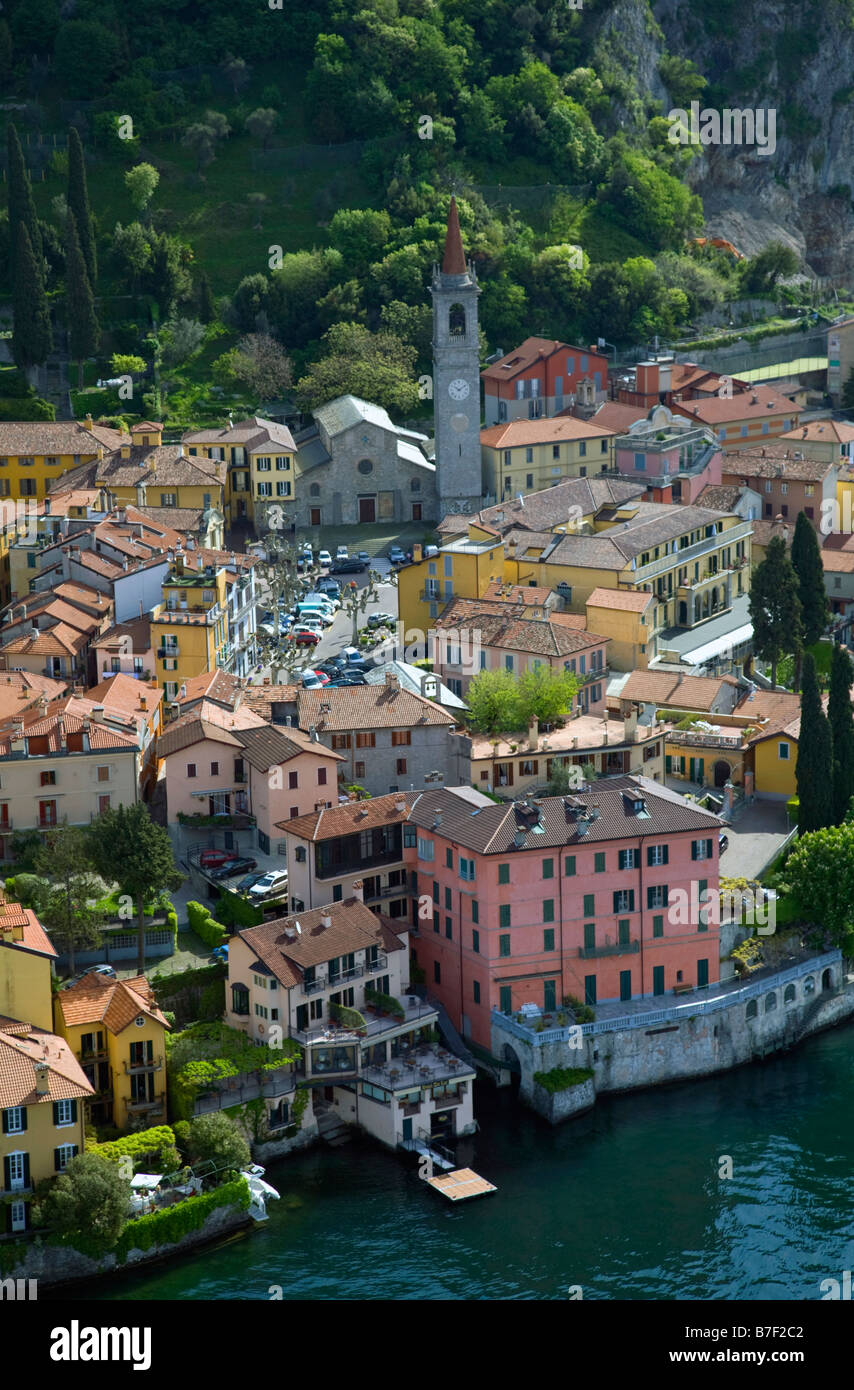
left=294, top=628, right=321, bottom=646
left=199, top=849, right=237, bottom=869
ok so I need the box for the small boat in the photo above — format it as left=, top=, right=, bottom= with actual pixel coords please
left=245, top=1171, right=280, bottom=1223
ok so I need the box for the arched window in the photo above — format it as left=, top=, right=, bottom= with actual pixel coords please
left=803, top=975, right=815, bottom=995
left=449, top=303, right=466, bottom=337
left=746, top=999, right=758, bottom=1020
left=783, top=983, right=796, bottom=1005
left=410, top=478, right=420, bottom=492
left=309, top=483, right=320, bottom=497
left=822, top=968, right=833, bottom=992
left=764, top=992, right=777, bottom=1013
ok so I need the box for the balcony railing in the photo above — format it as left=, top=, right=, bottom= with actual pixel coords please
left=420, top=589, right=452, bottom=603
left=667, top=730, right=744, bottom=748
left=78, top=1048, right=108, bottom=1063
left=124, top=1056, right=163, bottom=1074
left=157, top=647, right=180, bottom=659
left=630, top=520, right=753, bottom=584
left=578, top=939, right=640, bottom=959
left=363, top=883, right=408, bottom=903
left=125, top=1093, right=165, bottom=1113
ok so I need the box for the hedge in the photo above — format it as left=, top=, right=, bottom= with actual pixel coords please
left=216, top=893, right=262, bottom=930
left=112, top=1177, right=251, bottom=1262
left=533, top=1067, right=594, bottom=1093
left=151, top=962, right=225, bottom=1001
left=88, top=1125, right=176, bottom=1165
left=364, top=987, right=404, bottom=1020
left=329, top=1002, right=366, bottom=1030
left=186, top=900, right=227, bottom=948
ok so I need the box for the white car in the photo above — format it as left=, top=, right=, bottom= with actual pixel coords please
left=318, top=550, right=332, bottom=567
left=305, top=591, right=340, bottom=611
left=336, top=545, right=349, bottom=561
left=248, top=870, right=289, bottom=903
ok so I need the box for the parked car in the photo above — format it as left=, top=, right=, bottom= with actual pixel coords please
left=318, top=549, right=332, bottom=567
left=199, top=849, right=238, bottom=869
left=331, top=557, right=367, bottom=574
left=293, top=607, right=334, bottom=628
left=300, top=669, right=329, bottom=688
left=388, top=545, right=406, bottom=564
left=356, top=551, right=371, bottom=565
left=81, top=964, right=116, bottom=979
left=248, top=870, right=289, bottom=904
left=293, top=627, right=322, bottom=646
left=718, top=832, right=729, bottom=853
left=338, top=646, right=362, bottom=664
left=236, top=871, right=267, bottom=894
left=316, top=577, right=340, bottom=597
left=367, top=611, right=395, bottom=629
left=328, top=675, right=367, bottom=686
left=304, top=591, right=340, bottom=611
left=208, top=856, right=258, bottom=881
left=336, top=545, right=349, bottom=560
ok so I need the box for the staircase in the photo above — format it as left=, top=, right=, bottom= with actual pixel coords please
left=424, top=991, right=502, bottom=1084
left=314, top=1101, right=352, bottom=1147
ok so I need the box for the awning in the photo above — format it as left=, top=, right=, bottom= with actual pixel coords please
left=678, top=622, right=753, bottom=665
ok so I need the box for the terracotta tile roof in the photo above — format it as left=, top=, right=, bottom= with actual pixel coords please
left=439, top=476, right=646, bottom=539
left=482, top=581, right=554, bottom=605
left=407, top=777, right=720, bottom=854
left=279, top=789, right=420, bottom=840
left=0, top=1025, right=94, bottom=1107
left=572, top=401, right=649, bottom=430
left=0, top=671, right=67, bottom=722
left=96, top=445, right=226, bottom=490
left=297, top=684, right=454, bottom=733
left=235, top=723, right=343, bottom=772
left=721, top=449, right=833, bottom=482
left=157, top=700, right=265, bottom=757
left=84, top=673, right=162, bottom=722
left=0, top=623, right=88, bottom=656
left=587, top=587, right=655, bottom=612
left=695, top=484, right=748, bottom=512
left=480, top=416, right=616, bottom=449
left=182, top=417, right=297, bottom=452
left=821, top=549, right=854, bottom=572
left=481, top=337, right=605, bottom=383
left=55, top=974, right=169, bottom=1033
left=240, top=684, right=300, bottom=721
left=237, top=897, right=406, bottom=987
left=618, top=669, right=736, bottom=709
left=92, top=617, right=153, bottom=653
left=0, top=421, right=126, bottom=456
left=174, top=669, right=243, bottom=710
left=780, top=420, right=854, bottom=444
left=674, top=388, right=801, bottom=424
left=434, top=598, right=608, bottom=658
left=72, top=550, right=124, bottom=579
left=750, top=519, right=793, bottom=550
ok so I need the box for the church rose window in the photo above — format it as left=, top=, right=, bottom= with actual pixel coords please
left=358, top=459, right=373, bottom=474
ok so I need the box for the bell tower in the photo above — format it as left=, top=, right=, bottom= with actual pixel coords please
left=431, top=198, right=483, bottom=514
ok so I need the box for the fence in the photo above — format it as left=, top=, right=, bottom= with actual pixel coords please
left=492, top=949, right=841, bottom=1045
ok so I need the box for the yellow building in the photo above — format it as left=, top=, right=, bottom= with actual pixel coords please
left=747, top=720, right=799, bottom=799
left=398, top=525, right=506, bottom=635
left=182, top=418, right=297, bottom=527
left=151, top=555, right=229, bottom=699
left=480, top=415, right=617, bottom=498
left=53, top=973, right=170, bottom=1130
left=0, top=890, right=92, bottom=1233
left=0, top=417, right=126, bottom=504
left=585, top=588, right=657, bottom=671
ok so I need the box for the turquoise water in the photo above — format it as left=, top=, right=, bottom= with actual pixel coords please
left=78, top=1022, right=854, bottom=1301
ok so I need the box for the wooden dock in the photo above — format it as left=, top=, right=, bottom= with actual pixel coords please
left=426, top=1167, right=497, bottom=1202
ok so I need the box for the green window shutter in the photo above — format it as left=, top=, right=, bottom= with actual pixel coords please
left=21, top=1107, right=27, bottom=1132
left=583, top=922, right=595, bottom=950
left=544, top=980, right=556, bottom=1012
left=594, top=852, right=605, bottom=873
left=1, top=1109, right=7, bottom=1135
left=471, top=899, right=479, bottom=924
left=542, top=858, right=554, bottom=879
left=619, top=970, right=632, bottom=1002
left=473, top=980, right=481, bottom=1005
left=499, top=904, right=511, bottom=928
left=543, top=899, right=554, bottom=923
left=583, top=893, right=595, bottom=916
left=69, top=1100, right=77, bottom=1124
left=52, top=1102, right=60, bottom=1126
left=665, top=754, right=672, bottom=773
left=544, top=928, right=555, bottom=951
left=698, top=959, right=709, bottom=988
left=653, top=914, right=664, bottom=938
left=499, top=934, right=510, bottom=957
left=653, top=965, right=665, bottom=996
left=432, top=880, right=439, bottom=902
left=499, top=985, right=512, bottom=1013
left=565, top=856, right=576, bottom=876
left=618, top=918, right=630, bottom=946
left=54, top=1148, right=62, bottom=1172
left=444, top=886, right=451, bottom=910
left=498, top=864, right=510, bottom=884
left=584, top=974, right=597, bottom=1006
left=433, top=911, right=439, bottom=933
left=472, top=929, right=479, bottom=953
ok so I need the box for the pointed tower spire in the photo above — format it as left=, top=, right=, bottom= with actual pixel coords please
left=442, top=196, right=467, bottom=275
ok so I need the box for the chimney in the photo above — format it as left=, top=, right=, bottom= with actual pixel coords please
left=35, top=1061, right=50, bottom=1095
left=90, top=705, right=105, bottom=723
left=139, top=695, right=147, bottom=710
left=352, top=880, right=364, bottom=903
left=385, top=671, right=399, bottom=691
left=527, top=717, right=539, bottom=751
left=395, top=797, right=407, bottom=813
left=320, top=910, right=332, bottom=930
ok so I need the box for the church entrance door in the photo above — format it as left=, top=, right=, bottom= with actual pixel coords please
left=359, top=496, right=376, bottom=523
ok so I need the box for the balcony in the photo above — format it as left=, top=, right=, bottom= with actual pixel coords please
left=363, top=882, right=408, bottom=904
left=157, top=647, right=180, bottom=660
left=125, top=1093, right=166, bottom=1114
left=37, top=817, right=58, bottom=829
left=631, top=520, right=753, bottom=584
left=303, top=953, right=388, bottom=996
left=124, top=1056, right=164, bottom=1075
left=362, top=1046, right=473, bottom=1092
left=667, top=729, right=744, bottom=748
left=0, top=816, right=12, bottom=832
left=578, top=939, right=640, bottom=959
left=293, top=997, right=437, bottom=1045
left=78, top=1047, right=108, bottom=1064
left=420, top=589, right=452, bottom=603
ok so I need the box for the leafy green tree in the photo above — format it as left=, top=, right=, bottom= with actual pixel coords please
left=230, top=273, right=271, bottom=333
left=111, top=220, right=151, bottom=290
left=124, top=162, right=160, bottom=217
left=791, top=512, right=830, bottom=659
left=598, top=151, right=703, bottom=252
left=0, top=21, right=12, bottom=82
left=111, top=353, right=146, bottom=376
left=329, top=208, right=392, bottom=274
left=231, top=333, right=293, bottom=402
left=186, top=1112, right=251, bottom=1173
left=295, top=322, right=419, bottom=415
left=65, top=211, right=99, bottom=388
left=748, top=536, right=803, bottom=688
left=740, top=242, right=799, bottom=295
left=143, top=230, right=192, bottom=316
left=268, top=248, right=344, bottom=346
left=222, top=55, right=249, bottom=98
left=796, top=652, right=834, bottom=834
left=786, top=820, right=854, bottom=950
left=7, top=124, right=42, bottom=276
left=87, top=804, right=182, bottom=974
left=464, top=669, right=523, bottom=734
left=182, top=122, right=216, bottom=172
left=658, top=54, right=708, bottom=106
left=828, top=642, right=854, bottom=825
left=67, top=127, right=96, bottom=286
left=161, top=316, right=205, bottom=365
left=9, top=830, right=45, bottom=871
left=517, top=666, right=578, bottom=727
left=35, top=824, right=105, bottom=976
left=34, top=1153, right=130, bottom=1248
left=12, top=224, right=52, bottom=371
left=54, top=21, right=120, bottom=98
left=244, top=107, right=278, bottom=150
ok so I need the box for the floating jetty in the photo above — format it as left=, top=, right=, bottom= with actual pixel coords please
left=427, top=1167, right=497, bottom=1202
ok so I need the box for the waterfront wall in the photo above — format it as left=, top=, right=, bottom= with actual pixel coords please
left=492, top=953, right=853, bottom=1118
left=531, top=1077, right=596, bottom=1125
left=0, top=1199, right=251, bottom=1290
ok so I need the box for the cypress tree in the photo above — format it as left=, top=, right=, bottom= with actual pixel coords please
left=65, top=212, right=99, bottom=389
left=7, top=123, right=42, bottom=276
left=791, top=512, right=829, bottom=690
left=827, top=642, right=854, bottom=824
left=12, top=224, right=52, bottom=370
left=796, top=651, right=834, bottom=833
left=67, top=127, right=96, bottom=287
left=748, top=535, right=803, bottom=688
left=197, top=270, right=215, bottom=324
